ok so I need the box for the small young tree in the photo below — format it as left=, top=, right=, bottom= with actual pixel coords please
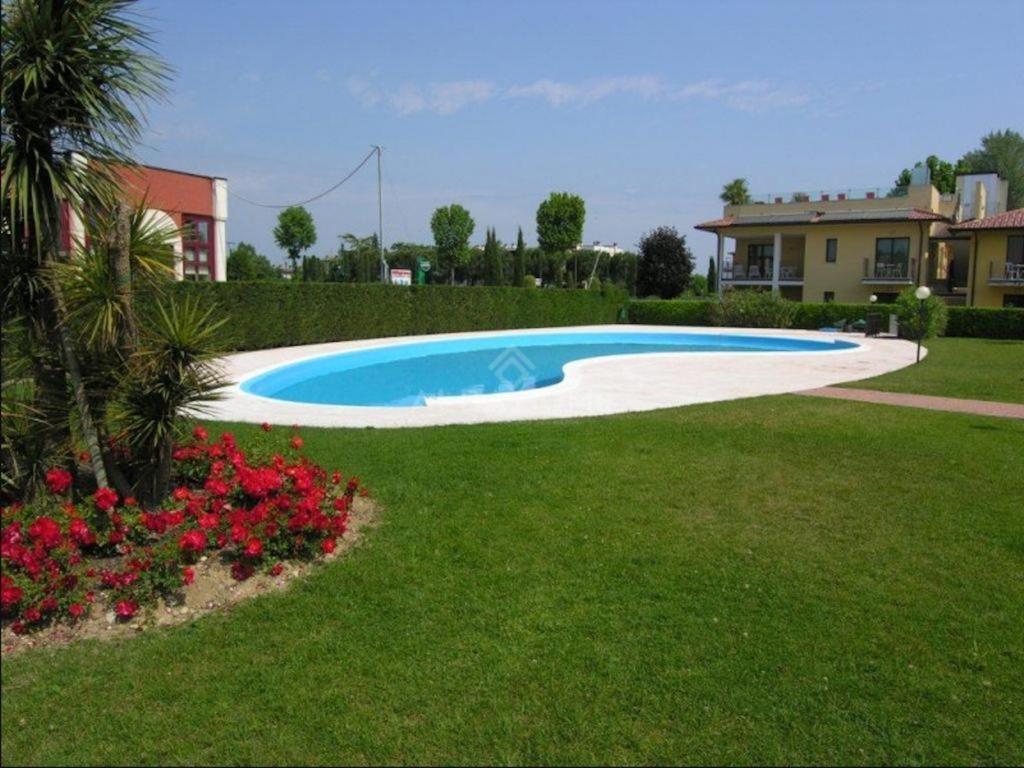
left=636, top=226, right=694, bottom=299
left=707, top=257, right=717, bottom=294
left=273, top=206, right=317, bottom=274
left=719, top=178, right=751, bottom=205
left=482, top=228, right=504, bottom=285
left=895, top=287, right=948, bottom=340
left=536, top=192, right=585, bottom=284
left=430, top=204, right=475, bottom=284
left=512, top=227, right=527, bottom=287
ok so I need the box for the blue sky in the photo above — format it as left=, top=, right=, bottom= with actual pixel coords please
left=137, top=0, right=1024, bottom=270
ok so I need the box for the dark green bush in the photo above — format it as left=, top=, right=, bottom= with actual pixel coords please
left=161, top=282, right=627, bottom=351
left=893, top=288, right=948, bottom=340
left=710, top=291, right=796, bottom=328
left=627, top=297, right=1023, bottom=339
left=945, top=306, right=1024, bottom=339
left=628, top=299, right=714, bottom=326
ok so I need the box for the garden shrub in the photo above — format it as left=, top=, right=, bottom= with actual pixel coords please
left=159, top=282, right=626, bottom=351
left=945, top=306, right=1024, bottom=339
left=710, top=290, right=797, bottom=328
left=1, top=427, right=363, bottom=633
left=894, top=288, right=948, bottom=339
left=628, top=299, right=715, bottom=326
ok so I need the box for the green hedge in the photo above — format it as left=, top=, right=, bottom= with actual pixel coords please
left=628, top=299, right=714, bottom=326
left=627, top=298, right=1024, bottom=339
left=166, top=282, right=628, bottom=351
left=945, top=306, right=1024, bottom=339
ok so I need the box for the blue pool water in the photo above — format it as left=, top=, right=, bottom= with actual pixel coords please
left=241, top=330, right=857, bottom=407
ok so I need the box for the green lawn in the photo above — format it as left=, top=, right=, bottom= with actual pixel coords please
left=845, top=337, right=1024, bottom=403
left=3, top=398, right=1022, bottom=765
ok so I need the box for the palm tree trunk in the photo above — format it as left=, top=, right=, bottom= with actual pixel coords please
left=111, top=200, right=136, bottom=342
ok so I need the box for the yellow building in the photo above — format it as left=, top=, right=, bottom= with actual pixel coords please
left=696, top=172, right=1023, bottom=308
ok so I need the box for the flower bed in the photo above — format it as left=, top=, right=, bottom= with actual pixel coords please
left=1, top=426, right=366, bottom=636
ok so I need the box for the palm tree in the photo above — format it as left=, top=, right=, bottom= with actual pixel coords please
left=2, top=0, right=168, bottom=494
left=719, top=178, right=752, bottom=206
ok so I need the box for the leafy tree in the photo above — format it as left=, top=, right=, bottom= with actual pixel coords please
left=340, top=233, right=379, bottom=283
left=895, top=287, right=947, bottom=340
left=227, top=242, right=278, bottom=281
left=636, top=226, right=694, bottom=299
left=273, top=206, right=317, bottom=273
left=707, top=256, right=718, bottom=294
left=301, top=254, right=326, bottom=282
left=891, top=155, right=966, bottom=195
left=1, top=0, right=172, bottom=494
left=689, top=273, right=708, bottom=297
left=512, top=228, right=526, bottom=287
left=719, top=178, right=751, bottom=205
left=430, top=204, right=475, bottom=284
left=536, top=192, right=585, bottom=284
left=388, top=242, right=436, bottom=273
left=960, top=129, right=1024, bottom=209
left=482, top=228, right=504, bottom=285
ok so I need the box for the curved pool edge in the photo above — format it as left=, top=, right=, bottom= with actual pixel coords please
left=200, top=325, right=921, bottom=428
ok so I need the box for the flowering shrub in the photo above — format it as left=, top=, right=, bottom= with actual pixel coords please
left=1, top=427, right=363, bottom=634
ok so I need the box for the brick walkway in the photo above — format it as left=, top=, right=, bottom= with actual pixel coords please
left=798, top=387, right=1024, bottom=420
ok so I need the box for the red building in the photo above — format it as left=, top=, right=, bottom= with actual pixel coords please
left=64, top=156, right=229, bottom=281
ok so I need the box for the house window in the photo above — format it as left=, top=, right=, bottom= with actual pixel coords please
left=1008, top=235, right=1024, bottom=265
left=825, top=238, right=837, bottom=263
left=823, top=291, right=835, bottom=303
left=747, top=243, right=774, bottom=277
left=875, top=237, right=910, bottom=266
left=1004, top=295, right=1024, bottom=308
left=182, top=214, right=214, bottom=280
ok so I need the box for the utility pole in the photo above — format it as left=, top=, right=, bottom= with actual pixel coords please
left=375, top=145, right=387, bottom=283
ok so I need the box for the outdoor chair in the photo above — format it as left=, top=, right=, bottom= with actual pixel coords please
left=747, top=265, right=761, bottom=279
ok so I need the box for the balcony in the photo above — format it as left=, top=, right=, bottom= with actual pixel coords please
left=723, top=261, right=804, bottom=285
left=988, top=261, right=1024, bottom=285
left=862, top=258, right=916, bottom=285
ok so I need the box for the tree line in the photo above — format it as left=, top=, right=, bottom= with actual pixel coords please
left=230, top=192, right=707, bottom=299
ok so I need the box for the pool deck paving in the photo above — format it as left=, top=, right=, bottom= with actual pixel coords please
left=206, top=325, right=922, bottom=429
left=798, top=386, right=1024, bottom=419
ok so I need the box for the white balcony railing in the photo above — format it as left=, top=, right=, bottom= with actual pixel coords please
left=862, top=258, right=916, bottom=282
left=989, top=261, right=1024, bottom=283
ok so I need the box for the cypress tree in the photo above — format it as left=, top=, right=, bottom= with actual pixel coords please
left=707, top=257, right=717, bottom=293
left=483, top=228, right=504, bottom=285
left=513, top=227, right=526, bottom=286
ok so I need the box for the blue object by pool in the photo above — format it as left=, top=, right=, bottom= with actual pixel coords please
left=241, top=330, right=857, bottom=407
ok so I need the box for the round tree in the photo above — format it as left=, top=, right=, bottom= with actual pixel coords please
left=430, top=203, right=475, bottom=284
left=636, top=226, right=694, bottom=299
left=536, top=192, right=585, bottom=283
left=273, top=206, right=317, bottom=273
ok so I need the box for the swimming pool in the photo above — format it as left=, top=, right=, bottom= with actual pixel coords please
left=240, top=330, right=859, bottom=408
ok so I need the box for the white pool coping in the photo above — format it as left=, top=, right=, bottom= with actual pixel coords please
left=200, top=325, right=922, bottom=428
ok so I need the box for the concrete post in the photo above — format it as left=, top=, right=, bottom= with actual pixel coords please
left=772, top=232, right=783, bottom=293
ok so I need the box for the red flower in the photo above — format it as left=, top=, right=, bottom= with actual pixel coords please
left=68, top=603, right=86, bottom=619
left=69, top=517, right=96, bottom=546
left=244, top=537, right=264, bottom=558
left=230, top=561, right=254, bottom=581
left=45, top=468, right=73, bottom=495
left=115, top=600, right=138, bottom=620
left=269, top=563, right=284, bottom=577
left=261, top=422, right=272, bottom=432
left=193, top=425, right=209, bottom=442
left=290, top=436, right=304, bottom=450
left=124, top=496, right=138, bottom=507
left=172, top=486, right=191, bottom=502
left=93, top=487, right=119, bottom=512
left=182, top=567, right=196, bottom=586
left=178, top=529, right=207, bottom=554
left=1, top=583, right=23, bottom=611
left=78, top=450, right=91, bottom=463
left=320, top=537, right=336, bottom=555
left=198, top=512, right=221, bottom=530
left=28, top=517, right=63, bottom=549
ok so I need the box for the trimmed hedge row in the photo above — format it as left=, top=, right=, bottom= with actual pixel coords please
left=166, top=282, right=628, bottom=351
left=944, top=306, right=1024, bottom=339
left=627, top=299, right=1024, bottom=339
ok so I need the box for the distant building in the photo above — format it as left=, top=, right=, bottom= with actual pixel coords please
left=62, top=155, right=229, bottom=281
left=576, top=241, right=624, bottom=257
left=696, top=170, right=1022, bottom=308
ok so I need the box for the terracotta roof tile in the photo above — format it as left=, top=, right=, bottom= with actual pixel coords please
left=950, top=208, right=1024, bottom=230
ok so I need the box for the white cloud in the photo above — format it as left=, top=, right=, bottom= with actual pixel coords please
left=506, top=75, right=664, bottom=106
left=347, top=73, right=807, bottom=115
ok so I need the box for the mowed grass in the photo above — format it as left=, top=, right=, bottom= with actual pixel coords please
left=2, top=397, right=1022, bottom=765
left=845, top=337, right=1024, bottom=403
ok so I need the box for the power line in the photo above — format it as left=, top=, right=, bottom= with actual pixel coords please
left=228, top=147, right=377, bottom=209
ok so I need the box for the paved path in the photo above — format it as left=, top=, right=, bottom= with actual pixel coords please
left=799, top=386, right=1024, bottom=420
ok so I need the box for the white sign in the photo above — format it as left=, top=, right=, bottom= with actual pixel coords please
left=390, top=268, right=412, bottom=286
